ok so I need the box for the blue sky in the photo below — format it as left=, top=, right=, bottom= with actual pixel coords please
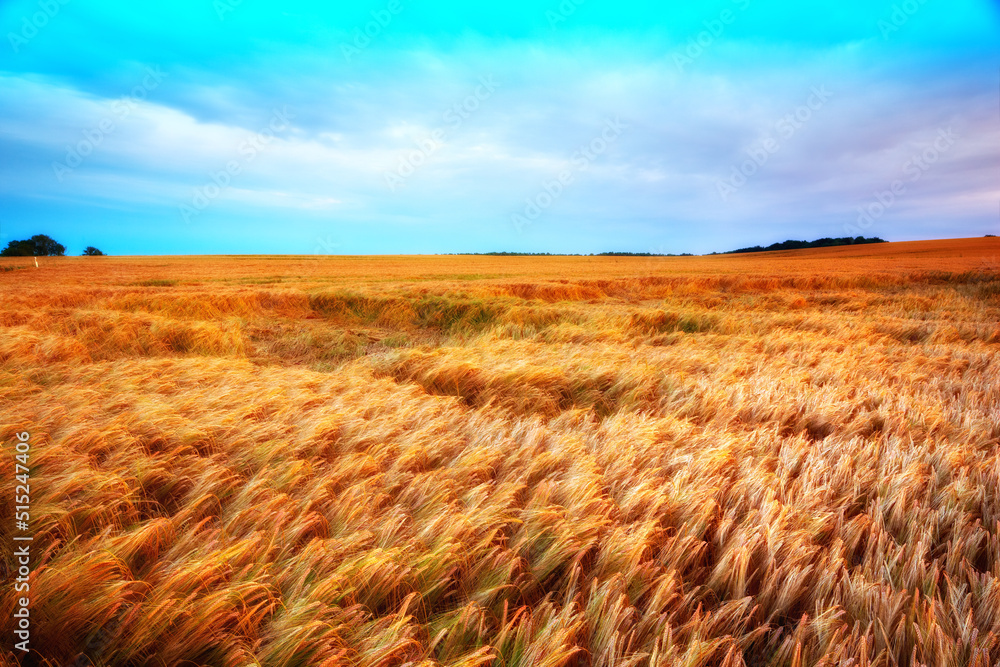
left=0, top=0, right=998, bottom=255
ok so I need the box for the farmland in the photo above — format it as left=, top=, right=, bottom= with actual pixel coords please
left=1, top=237, right=999, bottom=666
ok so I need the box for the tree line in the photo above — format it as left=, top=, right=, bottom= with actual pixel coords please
left=717, top=236, right=886, bottom=255
left=0, top=234, right=104, bottom=257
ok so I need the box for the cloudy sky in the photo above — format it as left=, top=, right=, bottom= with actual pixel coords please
left=1, top=0, right=998, bottom=255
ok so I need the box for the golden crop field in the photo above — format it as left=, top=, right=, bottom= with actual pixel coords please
left=2, top=237, right=999, bottom=667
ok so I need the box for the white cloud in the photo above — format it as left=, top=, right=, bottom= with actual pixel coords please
left=1, top=37, right=997, bottom=252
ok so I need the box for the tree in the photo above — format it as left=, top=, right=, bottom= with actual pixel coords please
left=83, top=246, right=105, bottom=256
left=30, top=234, right=65, bottom=256
left=0, top=234, right=66, bottom=257
left=0, top=240, right=35, bottom=256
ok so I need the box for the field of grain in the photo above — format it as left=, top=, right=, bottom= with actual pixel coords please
left=2, top=237, right=999, bottom=667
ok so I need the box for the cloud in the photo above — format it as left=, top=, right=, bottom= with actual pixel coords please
left=1, top=3, right=998, bottom=253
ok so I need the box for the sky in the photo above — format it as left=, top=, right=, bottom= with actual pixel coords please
left=0, top=0, right=998, bottom=255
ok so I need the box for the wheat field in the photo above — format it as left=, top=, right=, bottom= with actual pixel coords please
left=2, top=237, right=999, bottom=667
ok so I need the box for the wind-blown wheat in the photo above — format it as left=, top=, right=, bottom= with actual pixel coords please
left=1, top=238, right=998, bottom=666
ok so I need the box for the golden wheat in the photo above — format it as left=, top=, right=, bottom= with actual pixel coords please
left=1, top=237, right=999, bottom=666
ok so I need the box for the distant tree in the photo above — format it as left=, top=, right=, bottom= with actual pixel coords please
left=723, top=236, right=886, bottom=255
left=30, top=234, right=66, bottom=256
left=0, top=240, right=35, bottom=257
left=82, top=246, right=105, bottom=256
left=1, top=234, right=66, bottom=257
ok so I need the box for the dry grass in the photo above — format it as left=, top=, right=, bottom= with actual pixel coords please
left=1, top=237, right=999, bottom=667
